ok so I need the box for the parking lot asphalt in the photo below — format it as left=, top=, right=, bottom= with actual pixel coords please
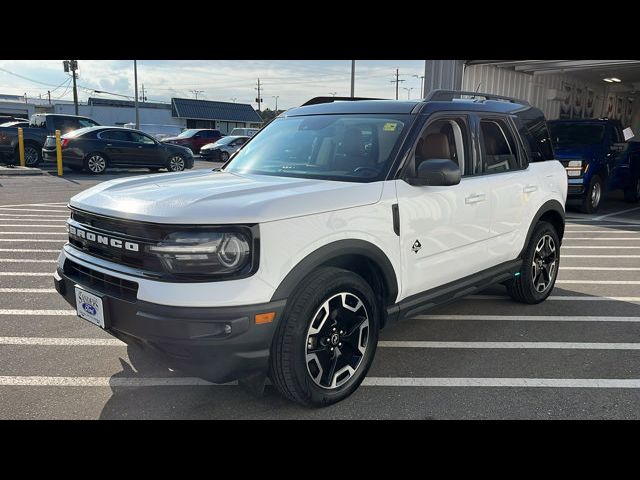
left=1, top=169, right=640, bottom=419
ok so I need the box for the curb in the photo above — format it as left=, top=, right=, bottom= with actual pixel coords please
left=0, top=166, right=46, bottom=176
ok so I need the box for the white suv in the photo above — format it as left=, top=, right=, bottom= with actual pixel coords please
left=54, top=91, right=567, bottom=406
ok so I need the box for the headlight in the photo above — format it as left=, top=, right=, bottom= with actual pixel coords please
left=566, top=160, right=583, bottom=177
left=147, top=229, right=253, bottom=277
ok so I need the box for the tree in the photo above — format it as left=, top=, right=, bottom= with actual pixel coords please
left=258, top=108, right=282, bottom=122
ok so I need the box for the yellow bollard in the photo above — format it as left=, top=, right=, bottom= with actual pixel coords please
left=17, top=127, right=25, bottom=167
left=55, top=129, right=63, bottom=177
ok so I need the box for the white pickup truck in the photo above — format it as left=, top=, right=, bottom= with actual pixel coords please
left=54, top=91, right=567, bottom=406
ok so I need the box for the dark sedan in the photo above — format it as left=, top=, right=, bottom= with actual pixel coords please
left=42, top=126, right=194, bottom=174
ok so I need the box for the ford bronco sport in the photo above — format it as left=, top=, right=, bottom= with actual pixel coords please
left=54, top=90, right=567, bottom=406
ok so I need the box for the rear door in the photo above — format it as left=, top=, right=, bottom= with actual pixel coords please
left=395, top=113, right=494, bottom=297
left=476, top=114, right=541, bottom=264
left=98, top=129, right=133, bottom=165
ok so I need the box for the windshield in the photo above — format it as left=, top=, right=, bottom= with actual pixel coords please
left=224, top=114, right=410, bottom=182
left=177, top=129, right=199, bottom=138
left=548, top=123, right=605, bottom=147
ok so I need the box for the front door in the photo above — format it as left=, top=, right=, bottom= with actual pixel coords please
left=126, top=131, right=163, bottom=166
left=396, top=114, right=494, bottom=299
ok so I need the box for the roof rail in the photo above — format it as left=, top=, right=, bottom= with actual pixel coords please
left=301, top=96, right=384, bottom=106
left=425, top=89, right=530, bottom=106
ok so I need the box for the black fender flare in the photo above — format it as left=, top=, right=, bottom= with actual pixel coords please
left=270, top=239, right=399, bottom=305
left=518, top=199, right=565, bottom=258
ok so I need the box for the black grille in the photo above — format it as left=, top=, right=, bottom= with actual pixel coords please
left=64, top=259, right=139, bottom=302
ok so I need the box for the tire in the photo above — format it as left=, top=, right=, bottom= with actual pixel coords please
left=580, top=175, right=603, bottom=213
left=624, top=177, right=640, bottom=203
left=19, top=143, right=42, bottom=167
left=507, top=221, right=560, bottom=304
left=219, top=151, right=229, bottom=162
left=167, top=154, right=186, bottom=172
left=270, top=266, right=380, bottom=407
left=83, top=152, right=107, bottom=174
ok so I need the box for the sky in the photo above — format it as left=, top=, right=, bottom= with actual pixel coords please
left=0, top=60, right=427, bottom=110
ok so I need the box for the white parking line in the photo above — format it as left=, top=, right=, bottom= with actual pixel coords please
left=0, top=208, right=71, bottom=213
left=414, top=314, right=640, bottom=322
left=0, top=337, right=123, bottom=346
left=378, top=341, right=640, bottom=349
left=0, top=259, right=56, bottom=263
left=0, top=272, right=52, bottom=277
left=593, top=206, right=640, bottom=220
left=0, top=214, right=68, bottom=218
left=566, top=224, right=640, bottom=228
left=562, top=246, right=640, bottom=249
left=0, top=232, right=67, bottom=235
left=0, top=376, right=228, bottom=387
left=556, top=280, right=640, bottom=285
left=0, top=249, right=60, bottom=253
left=0, top=203, right=67, bottom=208
left=0, top=219, right=66, bottom=223
left=569, top=218, right=640, bottom=225
left=563, top=255, right=640, bottom=258
left=0, top=225, right=65, bottom=228
left=564, top=230, right=640, bottom=234
left=361, top=377, right=640, bottom=388
left=0, top=309, right=74, bottom=315
left=0, top=288, right=56, bottom=293
left=467, top=295, right=640, bottom=302
left=0, top=239, right=65, bottom=243
left=561, top=267, right=640, bottom=271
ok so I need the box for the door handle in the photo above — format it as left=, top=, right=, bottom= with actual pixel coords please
left=523, top=185, right=538, bottom=193
left=465, top=193, right=486, bottom=204
left=138, top=145, right=143, bottom=148
left=106, top=143, right=112, bottom=147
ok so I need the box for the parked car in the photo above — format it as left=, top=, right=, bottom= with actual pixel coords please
left=161, top=128, right=223, bottom=154
left=547, top=118, right=639, bottom=212
left=0, top=120, right=30, bottom=128
left=229, top=127, right=259, bottom=137
left=123, top=123, right=183, bottom=141
left=42, top=126, right=194, bottom=174
left=200, top=135, right=249, bottom=161
left=0, top=113, right=99, bottom=166
left=0, top=116, right=28, bottom=124
left=54, top=90, right=566, bottom=406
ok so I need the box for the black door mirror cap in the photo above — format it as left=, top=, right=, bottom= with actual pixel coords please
left=407, top=158, right=461, bottom=187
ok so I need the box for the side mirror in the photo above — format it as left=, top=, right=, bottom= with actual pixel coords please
left=408, top=159, right=461, bottom=186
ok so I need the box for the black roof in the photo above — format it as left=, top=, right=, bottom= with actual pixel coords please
left=171, top=98, right=263, bottom=123
left=88, top=97, right=170, bottom=110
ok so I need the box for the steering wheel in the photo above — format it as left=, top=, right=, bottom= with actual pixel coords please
left=352, top=166, right=379, bottom=176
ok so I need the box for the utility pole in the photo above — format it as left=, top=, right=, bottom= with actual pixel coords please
left=139, top=83, right=147, bottom=102
left=63, top=60, right=79, bottom=115
left=413, top=74, right=425, bottom=98
left=190, top=89, right=204, bottom=100
left=230, top=97, right=237, bottom=102
left=403, top=87, right=414, bottom=100
left=329, top=92, right=337, bottom=97
left=47, top=90, right=51, bottom=105
left=390, top=68, right=405, bottom=100
left=272, top=95, right=279, bottom=114
left=255, top=79, right=263, bottom=112
left=350, top=60, right=355, bottom=97
left=134, top=60, right=139, bottom=129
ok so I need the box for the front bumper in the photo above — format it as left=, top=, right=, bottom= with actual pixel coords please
left=199, top=149, right=221, bottom=160
left=54, top=262, right=286, bottom=383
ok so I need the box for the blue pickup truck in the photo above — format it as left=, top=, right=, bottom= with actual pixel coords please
left=547, top=118, right=640, bottom=213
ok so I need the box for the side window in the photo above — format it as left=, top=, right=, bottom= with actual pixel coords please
left=479, top=119, right=519, bottom=173
left=100, top=130, right=131, bottom=142
left=411, top=117, right=471, bottom=177
left=236, top=138, right=247, bottom=146
left=129, top=132, right=156, bottom=144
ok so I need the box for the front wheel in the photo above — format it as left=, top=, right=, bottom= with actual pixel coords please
left=507, top=221, right=560, bottom=304
left=624, top=178, right=640, bottom=203
left=167, top=154, right=185, bottom=172
left=580, top=175, right=603, bottom=213
left=270, top=267, right=380, bottom=407
left=219, top=151, right=229, bottom=162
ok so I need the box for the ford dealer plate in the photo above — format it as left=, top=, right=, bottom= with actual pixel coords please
left=74, top=287, right=105, bottom=328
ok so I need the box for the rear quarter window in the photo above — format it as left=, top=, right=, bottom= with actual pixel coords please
left=514, top=107, right=554, bottom=161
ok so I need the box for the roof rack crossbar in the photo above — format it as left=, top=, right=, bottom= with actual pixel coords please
left=301, top=96, right=384, bottom=106
left=424, top=89, right=529, bottom=106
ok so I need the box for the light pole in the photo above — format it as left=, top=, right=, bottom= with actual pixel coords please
left=403, top=87, right=414, bottom=100
left=133, top=60, right=139, bottom=128
left=413, top=74, right=425, bottom=98
left=272, top=95, right=279, bottom=113
left=350, top=60, right=355, bottom=97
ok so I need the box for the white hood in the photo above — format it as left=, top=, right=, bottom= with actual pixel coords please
left=69, top=170, right=384, bottom=224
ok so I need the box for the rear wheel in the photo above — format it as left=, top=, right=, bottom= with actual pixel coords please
left=507, top=221, right=560, bottom=304
left=270, top=267, right=379, bottom=407
left=580, top=175, right=603, bottom=213
left=20, top=144, right=42, bottom=167
left=83, top=153, right=107, bottom=174
left=624, top=177, right=640, bottom=203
